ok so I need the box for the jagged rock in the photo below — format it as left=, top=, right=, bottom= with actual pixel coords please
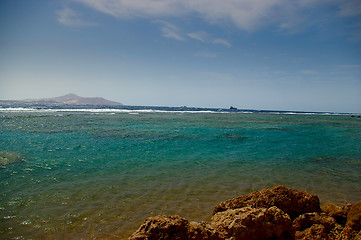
left=295, top=224, right=328, bottom=240
left=293, top=212, right=338, bottom=232
left=293, top=212, right=343, bottom=239
left=346, top=201, right=361, bottom=231
left=356, top=231, right=361, bottom=240
left=128, top=187, right=360, bottom=240
left=213, top=185, right=321, bottom=219
left=210, top=206, right=295, bottom=240
left=339, top=201, right=361, bottom=239
left=323, top=203, right=353, bottom=226
left=128, top=215, right=220, bottom=240
left=339, top=226, right=361, bottom=240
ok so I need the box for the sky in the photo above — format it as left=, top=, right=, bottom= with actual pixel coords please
left=0, top=0, right=361, bottom=113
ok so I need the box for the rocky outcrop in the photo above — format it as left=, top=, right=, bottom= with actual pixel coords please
left=293, top=212, right=343, bottom=239
left=210, top=206, right=294, bottom=240
left=323, top=203, right=353, bottom=226
left=213, top=185, right=321, bottom=219
left=129, top=186, right=360, bottom=240
left=128, top=215, right=220, bottom=240
left=339, top=201, right=361, bottom=240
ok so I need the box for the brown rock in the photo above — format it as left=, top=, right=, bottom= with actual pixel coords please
left=339, top=226, right=360, bottom=240
left=355, top=230, right=361, bottom=240
left=323, top=203, right=353, bottom=226
left=213, top=185, right=321, bottom=219
left=295, top=224, right=328, bottom=240
left=293, top=212, right=343, bottom=239
left=346, top=201, right=361, bottom=231
left=293, top=212, right=338, bottom=232
left=210, top=206, right=295, bottom=240
left=128, top=215, right=220, bottom=240
left=339, top=201, right=361, bottom=240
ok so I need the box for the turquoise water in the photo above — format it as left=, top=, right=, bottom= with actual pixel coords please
left=0, top=111, right=360, bottom=239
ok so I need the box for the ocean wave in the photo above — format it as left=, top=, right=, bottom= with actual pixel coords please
left=0, top=107, right=350, bottom=115
left=0, top=107, right=222, bottom=114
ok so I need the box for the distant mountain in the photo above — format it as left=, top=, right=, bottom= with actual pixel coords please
left=45, top=93, right=123, bottom=106
left=0, top=94, right=123, bottom=107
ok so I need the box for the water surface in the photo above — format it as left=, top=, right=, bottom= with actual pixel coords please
left=1, top=110, right=360, bottom=239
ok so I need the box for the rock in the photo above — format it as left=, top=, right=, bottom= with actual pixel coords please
left=356, top=231, right=361, bottom=240
left=293, top=212, right=338, bottom=232
left=339, top=226, right=361, bottom=240
left=293, top=212, right=343, bottom=239
left=339, top=201, right=361, bottom=239
left=346, top=201, right=361, bottom=231
left=128, top=215, right=220, bottom=240
left=128, top=187, right=360, bottom=240
left=210, top=206, right=295, bottom=240
left=213, top=185, right=321, bottom=219
left=295, top=224, right=328, bottom=240
left=323, top=203, right=353, bottom=226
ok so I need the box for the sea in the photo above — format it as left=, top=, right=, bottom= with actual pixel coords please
left=0, top=106, right=360, bottom=239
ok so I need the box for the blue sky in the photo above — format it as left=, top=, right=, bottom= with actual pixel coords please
left=1, top=0, right=361, bottom=112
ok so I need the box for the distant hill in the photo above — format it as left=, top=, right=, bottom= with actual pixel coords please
left=45, top=93, right=123, bottom=106
left=0, top=94, right=123, bottom=107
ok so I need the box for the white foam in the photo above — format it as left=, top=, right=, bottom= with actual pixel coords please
left=0, top=107, right=38, bottom=112
left=0, top=108, right=223, bottom=114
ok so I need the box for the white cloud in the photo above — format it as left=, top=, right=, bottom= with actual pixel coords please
left=74, top=0, right=361, bottom=32
left=75, top=0, right=283, bottom=31
left=75, top=0, right=187, bottom=18
left=187, top=31, right=208, bottom=42
left=57, top=7, right=96, bottom=27
left=155, top=20, right=184, bottom=41
left=213, top=38, right=232, bottom=47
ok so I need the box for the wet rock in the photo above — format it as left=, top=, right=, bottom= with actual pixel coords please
left=213, top=185, right=321, bottom=219
left=210, top=206, right=295, bottom=240
left=128, top=215, right=220, bottom=240
left=323, top=203, right=353, bottom=226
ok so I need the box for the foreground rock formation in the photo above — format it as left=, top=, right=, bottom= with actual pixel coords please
left=129, top=185, right=361, bottom=240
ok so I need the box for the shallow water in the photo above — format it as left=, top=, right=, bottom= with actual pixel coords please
left=0, top=111, right=360, bottom=239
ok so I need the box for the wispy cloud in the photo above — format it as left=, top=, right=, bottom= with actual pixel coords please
left=74, top=0, right=361, bottom=32
left=338, top=64, right=361, bottom=69
left=155, top=20, right=184, bottom=41
left=213, top=38, right=232, bottom=47
left=75, top=0, right=278, bottom=31
left=187, top=31, right=209, bottom=42
left=57, top=7, right=96, bottom=27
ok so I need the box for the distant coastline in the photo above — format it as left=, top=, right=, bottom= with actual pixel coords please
left=0, top=93, right=122, bottom=107
left=0, top=94, right=359, bottom=115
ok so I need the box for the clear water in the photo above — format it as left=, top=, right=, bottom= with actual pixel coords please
left=0, top=111, right=360, bottom=239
